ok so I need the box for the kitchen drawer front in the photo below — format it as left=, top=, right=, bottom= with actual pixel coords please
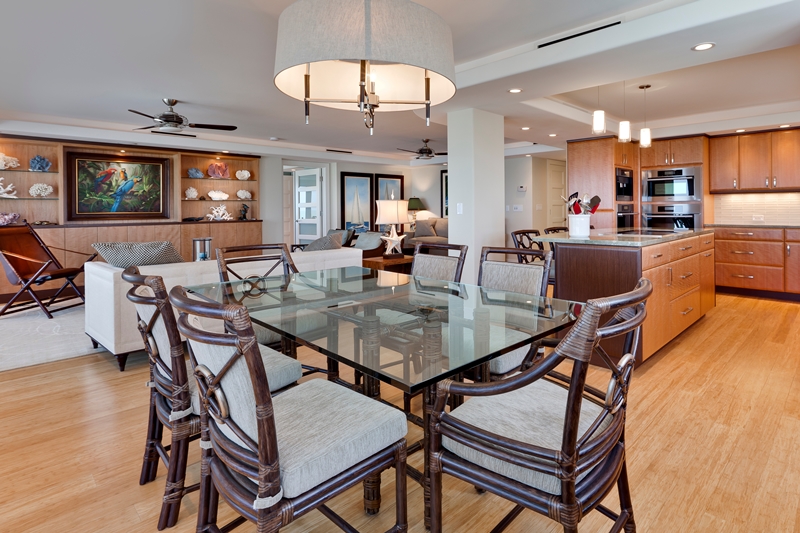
left=715, top=263, right=785, bottom=291
left=642, top=243, right=670, bottom=270
left=785, top=229, right=800, bottom=241
left=699, top=233, right=715, bottom=251
left=669, top=254, right=700, bottom=300
left=714, top=228, right=784, bottom=241
left=670, top=287, right=701, bottom=337
left=714, top=240, right=784, bottom=266
left=669, top=236, right=700, bottom=262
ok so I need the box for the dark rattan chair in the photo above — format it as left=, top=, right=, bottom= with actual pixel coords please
left=428, top=278, right=652, bottom=533
left=123, top=266, right=302, bottom=530
left=169, top=285, right=409, bottom=533
left=0, top=221, right=97, bottom=318
left=510, top=229, right=544, bottom=256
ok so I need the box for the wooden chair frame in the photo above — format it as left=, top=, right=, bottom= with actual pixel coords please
left=169, top=285, right=409, bottom=533
left=510, top=229, right=545, bottom=259
left=0, top=221, right=97, bottom=318
left=428, top=279, right=652, bottom=533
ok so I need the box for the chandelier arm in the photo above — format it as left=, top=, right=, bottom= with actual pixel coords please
left=306, top=99, right=360, bottom=104
left=425, top=74, right=431, bottom=127
left=379, top=100, right=428, bottom=105
left=304, top=69, right=310, bottom=125
left=359, top=60, right=367, bottom=113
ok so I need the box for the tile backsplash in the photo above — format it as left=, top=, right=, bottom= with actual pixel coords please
left=713, top=193, right=800, bottom=225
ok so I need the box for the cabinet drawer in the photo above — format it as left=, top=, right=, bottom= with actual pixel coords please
left=714, top=228, right=784, bottom=241
left=715, top=263, right=784, bottom=291
left=668, top=254, right=700, bottom=300
left=642, top=243, right=670, bottom=270
left=669, top=237, right=700, bottom=262
left=699, top=233, right=715, bottom=251
left=670, top=287, right=701, bottom=337
left=714, top=240, right=784, bottom=266
left=786, top=229, right=800, bottom=241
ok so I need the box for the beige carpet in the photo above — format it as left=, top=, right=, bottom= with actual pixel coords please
left=0, top=299, right=107, bottom=372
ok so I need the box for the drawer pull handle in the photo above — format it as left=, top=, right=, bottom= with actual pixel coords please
left=789, top=245, right=792, bottom=257
left=703, top=240, right=712, bottom=244
left=652, top=253, right=663, bottom=258
left=732, top=274, right=755, bottom=279
left=766, top=177, right=770, bottom=188
left=679, top=246, right=693, bottom=251
left=704, top=253, right=712, bottom=257
left=774, top=176, right=777, bottom=188
left=731, top=251, right=754, bottom=255
left=681, top=307, right=694, bottom=316
left=680, top=272, right=694, bottom=279
left=732, top=232, right=754, bottom=236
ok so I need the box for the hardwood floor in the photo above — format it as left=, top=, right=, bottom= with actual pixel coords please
left=1, top=293, right=799, bottom=532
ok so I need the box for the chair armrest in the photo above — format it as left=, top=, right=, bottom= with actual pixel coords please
left=291, top=244, right=307, bottom=252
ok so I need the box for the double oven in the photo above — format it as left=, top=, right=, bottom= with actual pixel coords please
left=641, top=166, right=703, bottom=231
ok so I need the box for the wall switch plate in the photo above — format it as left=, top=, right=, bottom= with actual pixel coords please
left=457, top=203, right=463, bottom=215
left=517, top=185, right=528, bottom=192
left=752, top=214, right=765, bottom=221
left=536, top=204, right=543, bottom=211
left=513, top=204, right=523, bottom=212
left=506, top=205, right=510, bottom=211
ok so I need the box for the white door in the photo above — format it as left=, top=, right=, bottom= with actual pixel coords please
left=294, top=169, right=322, bottom=244
left=547, top=160, right=567, bottom=227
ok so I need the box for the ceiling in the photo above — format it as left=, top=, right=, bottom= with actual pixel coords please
left=1, top=0, right=799, bottom=162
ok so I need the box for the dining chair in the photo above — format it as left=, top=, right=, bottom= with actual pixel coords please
left=169, top=284, right=409, bottom=533
left=476, top=246, right=553, bottom=380
left=122, top=266, right=302, bottom=530
left=428, top=278, right=652, bottom=533
left=411, top=242, right=468, bottom=282
left=510, top=229, right=544, bottom=256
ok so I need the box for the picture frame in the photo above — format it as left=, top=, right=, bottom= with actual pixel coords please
left=374, top=173, right=404, bottom=232
left=440, top=169, right=448, bottom=218
left=340, top=171, right=374, bottom=234
left=66, top=152, right=170, bottom=221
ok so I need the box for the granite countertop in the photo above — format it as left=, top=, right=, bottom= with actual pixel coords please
left=705, top=224, right=800, bottom=229
left=533, top=228, right=715, bottom=248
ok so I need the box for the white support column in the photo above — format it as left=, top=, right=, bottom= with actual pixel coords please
left=447, top=109, right=506, bottom=284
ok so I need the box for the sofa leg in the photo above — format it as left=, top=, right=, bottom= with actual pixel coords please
left=87, top=335, right=99, bottom=349
left=116, top=353, right=129, bottom=372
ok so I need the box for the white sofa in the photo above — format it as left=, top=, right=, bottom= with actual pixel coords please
left=84, top=247, right=363, bottom=369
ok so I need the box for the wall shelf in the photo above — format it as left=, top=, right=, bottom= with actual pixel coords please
left=0, top=169, right=59, bottom=174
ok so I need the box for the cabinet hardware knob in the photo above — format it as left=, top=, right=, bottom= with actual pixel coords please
left=704, top=253, right=712, bottom=257
left=766, top=177, right=770, bottom=187
left=731, top=251, right=754, bottom=254
left=703, top=240, right=712, bottom=244
left=732, top=274, right=755, bottom=279
left=652, top=253, right=663, bottom=258
left=671, top=154, right=675, bottom=164
left=774, top=176, right=777, bottom=188
left=681, top=307, right=694, bottom=315
left=788, top=245, right=791, bottom=257
left=733, top=178, right=737, bottom=189
left=680, top=272, right=694, bottom=279
left=679, top=245, right=693, bottom=251
left=732, top=232, right=754, bottom=236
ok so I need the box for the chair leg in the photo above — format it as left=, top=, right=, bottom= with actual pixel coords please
left=363, top=472, right=382, bottom=516
left=197, top=413, right=218, bottom=533
left=428, top=454, right=443, bottom=533
left=158, top=425, right=190, bottom=530
left=392, top=442, right=408, bottom=533
left=617, top=461, right=636, bottom=533
left=139, top=394, right=162, bottom=485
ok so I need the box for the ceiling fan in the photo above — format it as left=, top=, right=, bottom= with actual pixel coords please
left=128, top=98, right=238, bottom=138
left=397, top=139, right=446, bottom=159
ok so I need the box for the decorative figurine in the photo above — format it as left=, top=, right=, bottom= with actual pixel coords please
left=0, top=154, right=20, bottom=170
left=29, top=155, right=52, bottom=172
left=235, top=170, right=251, bottom=181
left=236, top=189, right=252, bottom=200
left=207, top=190, right=229, bottom=201
left=0, top=178, right=17, bottom=199
left=207, top=204, right=234, bottom=221
left=187, top=167, right=204, bottom=178
left=207, top=162, right=230, bottom=179
left=184, top=186, right=199, bottom=200
left=239, top=203, right=250, bottom=220
left=0, top=213, right=20, bottom=225
left=29, top=183, right=54, bottom=197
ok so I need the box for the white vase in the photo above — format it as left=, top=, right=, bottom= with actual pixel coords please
left=568, top=214, right=592, bottom=237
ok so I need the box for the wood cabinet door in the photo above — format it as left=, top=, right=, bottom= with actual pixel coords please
left=739, top=133, right=772, bottom=190
left=652, top=140, right=671, bottom=167
left=639, top=144, right=656, bottom=168
left=641, top=264, right=670, bottom=360
left=771, top=129, right=800, bottom=189
left=613, top=141, right=637, bottom=168
left=710, top=136, right=739, bottom=191
left=567, top=138, right=614, bottom=204
left=670, top=137, right=704, bottom=165
left=786, top=242, right=800, bottom=294
left=700, top=249, right=715, bottom=314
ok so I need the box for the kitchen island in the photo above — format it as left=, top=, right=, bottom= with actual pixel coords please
left=535, top=228, right=716, bottom=362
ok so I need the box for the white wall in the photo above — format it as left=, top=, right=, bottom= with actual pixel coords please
left=409, top=164, right=447, bottom=217
left=259, top=157, right=284, bottom=243
left=504, top=157, right=533, bottom=247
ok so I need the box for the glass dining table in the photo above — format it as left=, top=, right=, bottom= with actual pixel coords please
left=184, top=266, right=580, bottom=528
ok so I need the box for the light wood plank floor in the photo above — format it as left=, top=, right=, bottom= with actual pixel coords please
left=1, top=293, right=799, bottom=532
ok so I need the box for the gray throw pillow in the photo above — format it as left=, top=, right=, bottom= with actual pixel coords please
left=415, top=219, right=438, bottom=237
left=353, top=232, right=384, bottom=250
left=303, top=232, right=343, bottom=252
left=327, top=228, right=354, bottom=247
left=92, top=241, right=184, bottom=268
left=435, top=217, right=448, bottom=238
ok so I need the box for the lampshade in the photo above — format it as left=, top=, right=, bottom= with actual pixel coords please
left=377, top=270, right=409, bottom=288
left=618, top=120, right=632, bottom=143
left=592, top=110, right=606, bottom=134
left=376, top=199, right=409, bottom=225
left=407, top=197, right=425, bottom=211
left=640, top=127, right=652, bottom=148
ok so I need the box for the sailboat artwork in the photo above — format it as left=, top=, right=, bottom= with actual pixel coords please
left=348, top=189, right=368, bottom=231
left=376, top=175, right=404, bottom=232
left=343, top=174, right=372, bottom=234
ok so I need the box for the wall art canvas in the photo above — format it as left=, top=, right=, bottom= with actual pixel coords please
left=67, top=153, right=170, bottom=221
left=440, top=169, right=448, bottom=217
left=340, top=172, right=373, bottom=234
left=375, top=174, right=404, bottom=232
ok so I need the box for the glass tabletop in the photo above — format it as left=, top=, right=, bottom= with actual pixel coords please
left=184, top=267, right=580, bottom=394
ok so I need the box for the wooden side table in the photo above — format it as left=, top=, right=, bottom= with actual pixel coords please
left=362, top=255, right=414, bottom=274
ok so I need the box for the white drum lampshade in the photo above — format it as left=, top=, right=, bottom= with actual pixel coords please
left=376, top=199, right=409, bottom=227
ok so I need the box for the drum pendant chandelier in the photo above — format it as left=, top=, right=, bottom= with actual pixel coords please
left=273, top=0, right=457, bottom=135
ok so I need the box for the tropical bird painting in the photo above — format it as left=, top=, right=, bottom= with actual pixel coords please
left=75, top=158, right=164, bottom=217
left=110, top=175, right=142, bottom=212
left=93, top=167, right=118, bottom=192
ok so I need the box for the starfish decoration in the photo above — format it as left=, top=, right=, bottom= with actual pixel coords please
left=380, top=232, right=405, bottom=255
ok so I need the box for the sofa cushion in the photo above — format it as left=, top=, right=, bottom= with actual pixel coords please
left=415, top=219, right=438, bottom=237
left=327, top=228, right=355, bottom=247
left=92, top=241, right=184, bottom=268
left=435, top=217, right=448, bottom=238
left=303, top=232, right=342, bottom=252
left=410, top=236, right=447, bottom=245
left=353, top=232, right=384, bottom=251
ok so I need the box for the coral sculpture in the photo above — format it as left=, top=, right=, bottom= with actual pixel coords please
left=185, top=186, right=199, bottom=200
left=188, top=167, right=204, bottom=178
left=207, top=204, right=233, bottom=221
left=0, top=213, right=20, bottom=226
left=29, top=183, right=54, bottom=197
left=0, top=154, right=20, bottom=170
left=235, top=170, right=251, bottom=181
left=0, top=178, right=17, bottom=199
left=207, top=190, right=229, bottom=201
left=236, top=189, right=252, bottom=200
left=29, top=155, right=52, bottom=172
left=207, top=162, right=230, bottom=179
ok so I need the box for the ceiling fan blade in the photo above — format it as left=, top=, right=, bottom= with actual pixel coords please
left=397, top=148, right=418, bottom=153
left=188, top=123, right=238, bottom=131
left=134, top=125, right=157, bottom=130
left=150, top=130, right=197, bottom=138
left=128, top=109, right=155, bottom=119
left=436, top=151, right=448, bottom=156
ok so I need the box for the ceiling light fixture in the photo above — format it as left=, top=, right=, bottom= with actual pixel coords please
left=692, top=42, right=715, bottom=51
left=639, top=84, right=652, bottom=148
left=509, top=88, right=522, bottom=93
left=525, top=154, right=531, bottom=157
left=222, top=150, right=229, bottom=153
left=780, top=124, right=791, bottom=128
left=592, top=86, right=606, bottom=134
left=618, top=80, right=631, bottom=143
left=549, top=134, right=557, bottom=137
left=736, top=129, right=745, bottom=133
left=273, top=0, right=456, bottom=135
left=120, top=150, right=126, bottom=153
left=521, top=127, right=530, bottom=131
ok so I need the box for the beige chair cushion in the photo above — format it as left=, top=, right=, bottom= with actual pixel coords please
left=442, top=378, right=610, bottom=495
left=412, top=254, right=459, bottom=282
left=481, top=261, right=544, bottom=297
left=488, top=346, right=530, bottom=375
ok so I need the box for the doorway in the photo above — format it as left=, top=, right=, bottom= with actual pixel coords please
left=546, top=160, right=567, bottom=227
left=293, top=168, right=323, bottom=245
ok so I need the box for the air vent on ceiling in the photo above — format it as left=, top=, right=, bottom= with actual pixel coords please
left=326, top=148, right=353, bottom=154
left=538, top=21, right=621, bottom=49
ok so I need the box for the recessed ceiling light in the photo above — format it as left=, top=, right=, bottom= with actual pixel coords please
left=119, top=150, right=125, bottom=153
left=508, top=88, right=522, bottom=94
left=269, top=137, right=280, bottom=141
left=443, top=163, right=447, bottom=166
left=216, top=157, right=221, bottom=159
left=222, top=150, right=229, bottom=153
left=525, top=154, right=531, bottom=157
left=692, top=42, right=715, bottom=51
left=549, top=134, right=557, bottom=137
left=780, top=124, right=791, bottom=128
left=521, top=127, right=530, bottom=131
left=736, top=129, right=745, bottom=133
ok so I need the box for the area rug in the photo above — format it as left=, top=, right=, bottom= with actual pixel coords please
left=0, top=300, right=105, bottom=372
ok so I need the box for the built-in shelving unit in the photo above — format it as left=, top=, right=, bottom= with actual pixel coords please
left=0, top=139, right=62, bottom=224
left=179, top=155, right=259, bottom=221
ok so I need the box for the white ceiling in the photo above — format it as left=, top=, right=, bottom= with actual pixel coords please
left=1, top=0, right=799, bottom=162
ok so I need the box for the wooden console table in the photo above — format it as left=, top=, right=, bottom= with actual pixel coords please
left=362, top=255, right=414, bottom=274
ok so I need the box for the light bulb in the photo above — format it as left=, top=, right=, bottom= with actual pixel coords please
left=640, top=128, right=652, bottom=148
left=618, top=121, right=631, bottom=143
left=592, top=110, right=606, bottom=134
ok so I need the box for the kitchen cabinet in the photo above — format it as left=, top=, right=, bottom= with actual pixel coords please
left=710, top=136, right=739, bottom=191
left=785, top=229, right=800, bottom=294
left=614, top=141, right=638, bottom=169
left=567, top=138, right=615, bottom=204
left=640, top=137, right=705, bottom=167
left=714, top=227, right=785, bottom=292
left=699, top=249, right=715, bottom=315
left=641, top=263, right=670, bottom=359
left=771, top=129, right=800, bottom=189
left=710, top=129, right=800, bottom=192
left=739, top=133, right=772, bottom=190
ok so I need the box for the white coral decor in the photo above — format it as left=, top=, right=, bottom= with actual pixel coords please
left=207, top=190, right=229, bottom=201
left=29, top=183, right=54, bottom=198
left=0, top=178, right=17, bottom=199
left=185, top=186, right=198, bottom=199
left=236, top=189, right=252, bottom=200
left=0, top=153, right=20, bottom=170
left=207, top=204, right=234, bottom=221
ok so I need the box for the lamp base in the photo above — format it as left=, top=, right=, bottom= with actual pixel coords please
left=382, top=252, right=405, bottom=260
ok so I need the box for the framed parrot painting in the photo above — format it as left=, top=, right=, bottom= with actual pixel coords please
left=66, top=152, right=170, bottom=221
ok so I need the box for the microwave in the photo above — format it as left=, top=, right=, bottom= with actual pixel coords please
left=642, top=167, right=702, bottom=202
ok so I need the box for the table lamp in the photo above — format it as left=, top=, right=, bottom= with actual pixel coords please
left=375, top=198, right=408, bottom=258
left=406, top=197, right=425, bottom=230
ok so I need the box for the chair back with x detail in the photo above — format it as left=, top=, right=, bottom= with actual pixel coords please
left=216, top=243, right=298, bottom=283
